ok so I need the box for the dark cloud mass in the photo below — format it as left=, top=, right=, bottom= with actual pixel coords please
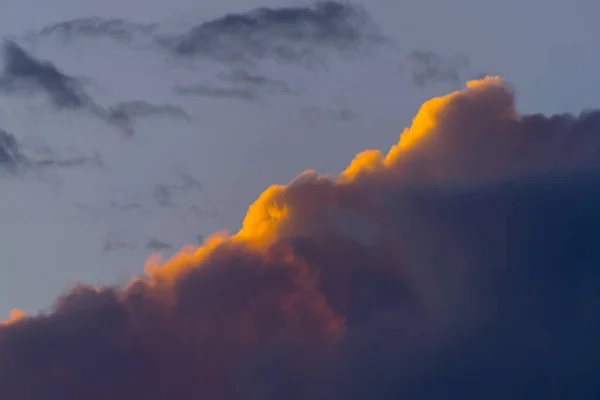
left=159, top=1, right=384, bottom=65
left=0, top=40, right=88, bottom=108
left=407, top=50, right=470, bottom=87
left=2, top=78, right=600, bottom=399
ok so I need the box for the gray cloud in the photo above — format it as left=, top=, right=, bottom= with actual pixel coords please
left=301, top=105, right=355, bottom=125
left=218, top=68, right=294, bottom=95
left=34, top=152, right=103, bottom=169
left=0, top=127, right=102, bottom=176
left=108, top=100, right=190, bottom=120
left=173, top=83, right=261, bottom=102
left=0, top=40, right=88, bottom=109
left=0, top=129, right=26, bottom=172
left=0, top=41, right=138, bottom=135
left=406, top=50, right=470, bottom=87
left=146, top=238, right=173, bottom=251
left=158, top=1, right=385, bottom=65
left=0, top=42, right=193, bottom=136
left=35, top=17, right=157, bottom=43
left=102, top=231, right=133, bottom=252
left=106, top=100, right=192, bottom=133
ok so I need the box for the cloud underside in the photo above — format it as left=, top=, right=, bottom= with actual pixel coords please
left=2, top=77, right=600, bottom=399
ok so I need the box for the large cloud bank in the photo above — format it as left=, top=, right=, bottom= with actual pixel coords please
left=2, top=77, right=600, bottom=399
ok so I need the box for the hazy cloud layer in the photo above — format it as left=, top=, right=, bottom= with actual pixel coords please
left=2, top=78, right=600, bottom=399
left=406, top=50, right=470, bottom=87
left=159, top=1, right=385, bottom=65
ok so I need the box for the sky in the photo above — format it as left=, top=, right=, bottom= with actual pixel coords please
left=0, top=0, right=599, bottom=314
left=1, top=1, right=600, bottom=398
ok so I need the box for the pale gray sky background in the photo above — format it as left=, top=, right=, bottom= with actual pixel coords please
left=1, top=0, right=599, bottom=315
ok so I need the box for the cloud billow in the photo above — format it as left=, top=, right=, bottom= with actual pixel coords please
left=2, top=78, right=600, bottom=399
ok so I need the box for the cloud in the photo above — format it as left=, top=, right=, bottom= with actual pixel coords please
left=146, top=238, right=173, bottom=251
left=173, top=83, right=261, bottom=102
left=300, top=105, right=355, bottom=124
left=158, top=1, right=385, bottom=65
left=0, top=128, right=100, bottom=175
left=2, top=77, right=600, bottom=399
left=0, top=128, right=26, bottom=172
left=107, top=100, right=192, bottom=131
left=218, top=68, right=294, bottom=95
left=0, top=41, right=180, bottom=136
left=102, top=231, right=134, bottom=252
left=0, top=40, right=88, bottom=108
left=35, top=17, right=157, bottom=43
left=406, top=50, right=470, bottom=87
left=34, top=153, right=103, bottom=169
left=0, top=41, right=138, bottom=135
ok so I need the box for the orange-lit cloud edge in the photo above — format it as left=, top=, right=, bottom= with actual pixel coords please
left=0, top=76, right=525, bottom=323
left=4, top=74, right=600, bottom=399
left=141, top=77, right=507, bottom=292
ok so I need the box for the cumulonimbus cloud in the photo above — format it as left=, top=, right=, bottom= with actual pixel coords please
left=2, top=77, right=600, bottom=399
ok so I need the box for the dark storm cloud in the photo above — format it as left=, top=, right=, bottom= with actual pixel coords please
left=2, top=78, right=600, bottom=399
left=406, top=50, right=470, bottom=87
left=158, top=1, right=385, bottom=65
left=36, top=17, right=157, bottom=43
